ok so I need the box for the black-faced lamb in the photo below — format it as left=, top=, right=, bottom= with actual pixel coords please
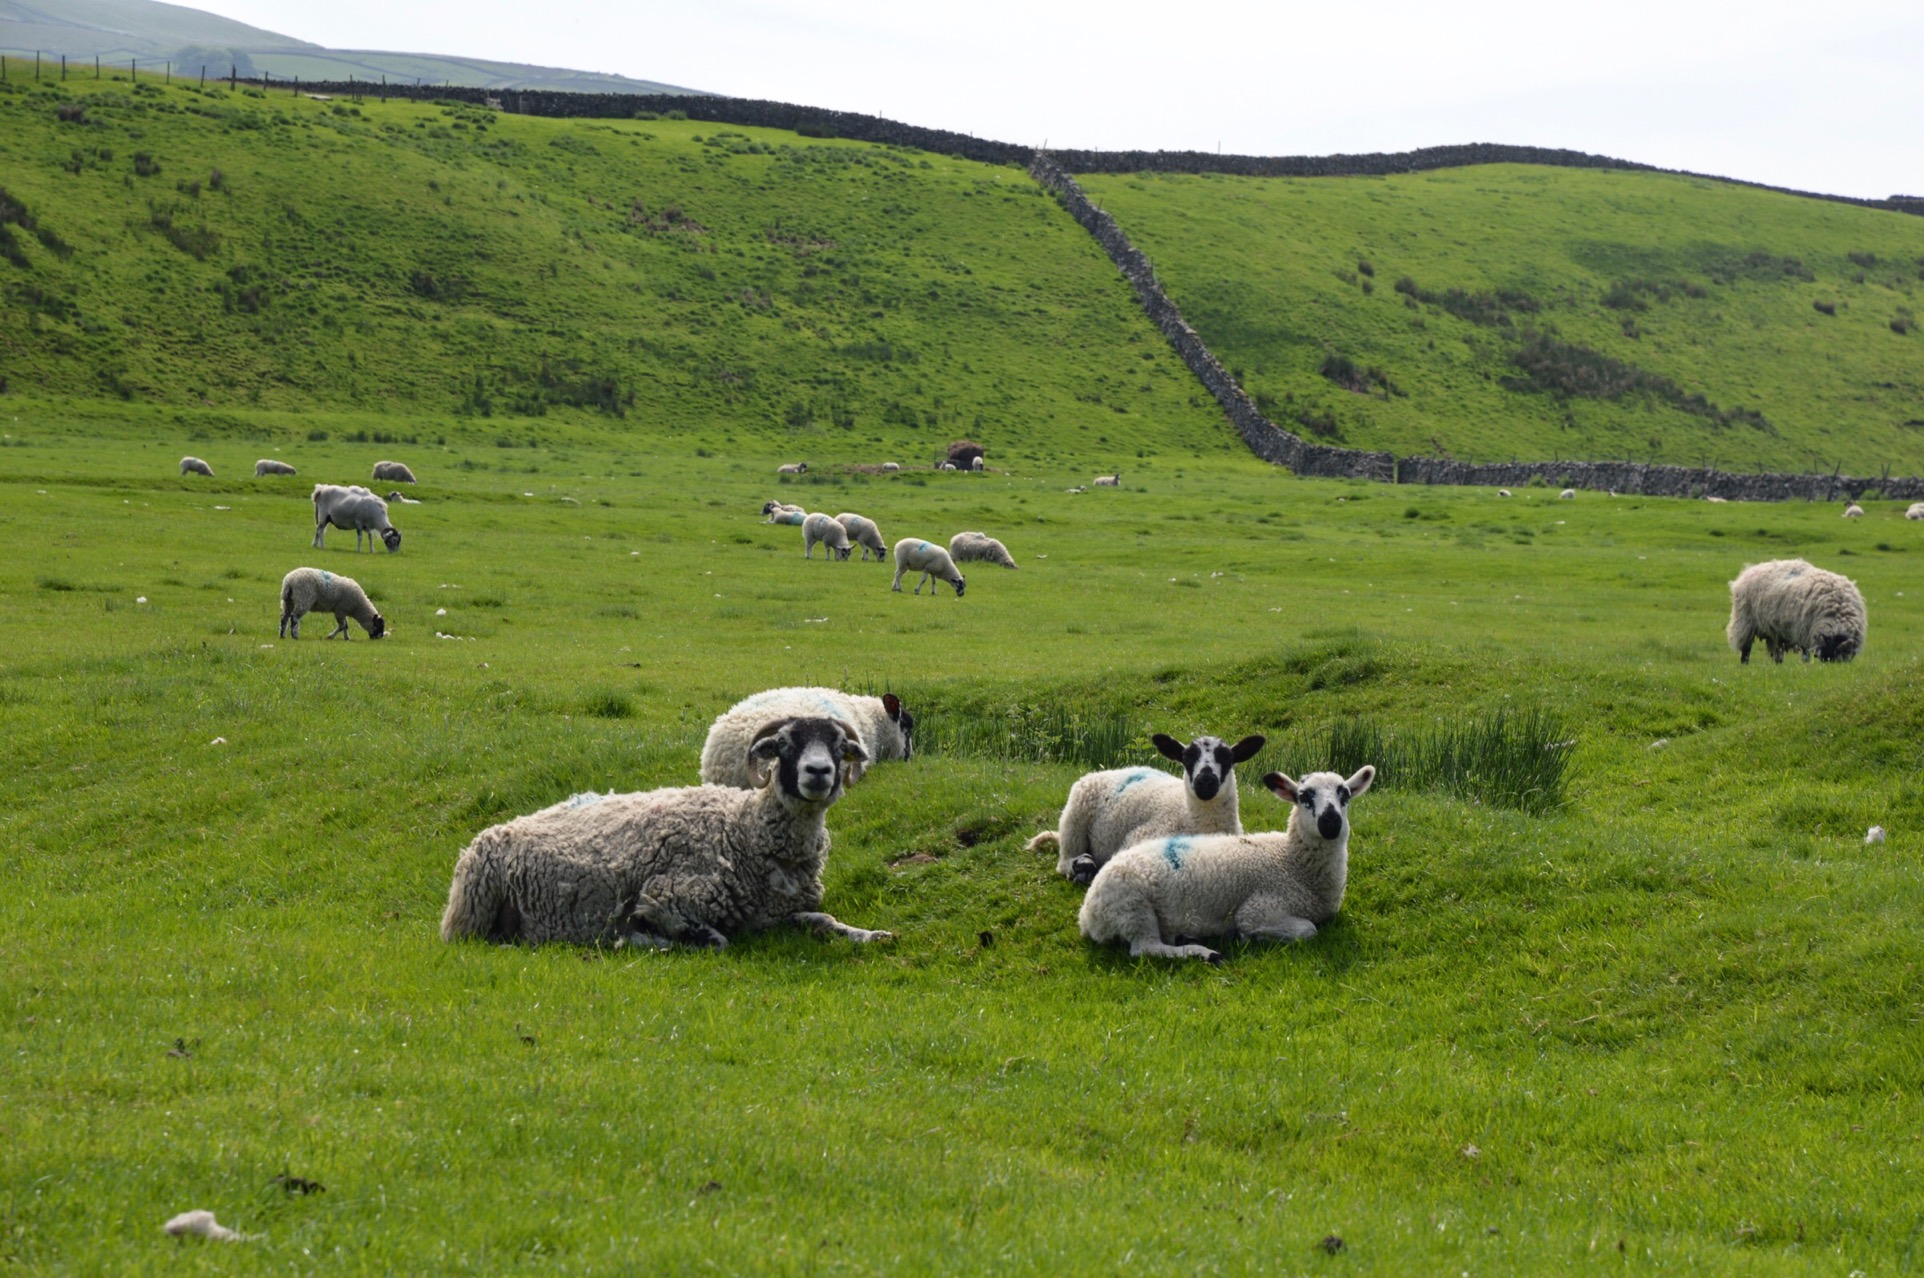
left=803, top=512, right=853, bottom=560
left=254, top=459, right=297, bottom=477
left=387, top=490, right=422, bottom=504
left=180, top=456, right=214, bottom=477
left=1727, top=558, right=1865, bottom=664
left=1079, top=765, right=1375, bottom=963
left=700, top=687, right=914, bottom=789
left=949, top=530, right=1017, bottom=569
left=1027, top=733, right=1266, bottom=885
left=372, top=460, right=417, bottom=484
left=312, top=484, right=401, bottom=553
left=891, top=538, right=966, bottom=597
left=836, top=512, right=888, bottom=561
left=441, top=717, right=892, bottom=950
left=279, top=566, right=385, bottom=639
left=762, top=500, right=807, bottom=525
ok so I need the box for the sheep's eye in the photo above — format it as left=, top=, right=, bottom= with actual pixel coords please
left=1338, top=786, right=1350, bottom=803
left=1299, top=790, right=1315, bottom=805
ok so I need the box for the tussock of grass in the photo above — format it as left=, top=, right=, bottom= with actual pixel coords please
left=1286, top=703, right=1575, bottom=813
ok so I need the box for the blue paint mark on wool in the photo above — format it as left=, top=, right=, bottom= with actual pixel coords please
left=561, top=791, right=607, bottom=809
left=1113, top=769, right=1154, bottom=795
left=319, top=570, right=332, bottom=583
left=1162, top=836, right=1193, bottom=871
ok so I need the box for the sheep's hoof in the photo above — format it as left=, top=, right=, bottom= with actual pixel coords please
left=1067, top=855, right=1099, bottom=886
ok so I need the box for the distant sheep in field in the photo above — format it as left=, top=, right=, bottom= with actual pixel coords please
left=836, top=512, right=888, bottom=561
left=312, top=483, right=401, bottom=553
left=1705, top=495, right=1728, bottom=503
left=441, top=717, right=891, bottom=951
left=1558, top=488, right=1576, bottom=499
left=1093, top=473, right=1121, bottom=487
left=279, top=566, right=385, bottom=640
left=372, top=460, right=417, bottom=484
left=879, top=462, right=901, bottom=472
left=891, top=538, right=965, bottom=597
left=700, top=687, right=914, bottom=789
left=1727, top=558, right=1865, bottom=664
left=1079, top=765, right=1375, bottom=963
left=937, top=460, right=958, bottom=471
left=969, top=456, right=985, bottom=472
left=803, top=513, right=853, bottom=560
left=1907, top=502, right=1924, bottom=520
left=1844, top=502, right=1864, bottom=519
left=949, top=530, right=1017, bottom=569
left=254, top=459, right=297, bottom=477
left=387, top=490, right=422, bottom=504
left=1496, top=489, right=1511, bottom=498
left=180, top=456, right=214, bottom=477
left=762, top=500, right=806, bottom=525
left=777, top=462, right=808, bottom=475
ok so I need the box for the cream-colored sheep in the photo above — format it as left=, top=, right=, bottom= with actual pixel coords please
left=279, top=567, right=385, bottom=639
left=1727, top=558, right=1865, bottom=664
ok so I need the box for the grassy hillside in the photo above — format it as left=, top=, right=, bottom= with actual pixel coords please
left=1082, top=166, right=1924, bottom=474
left=0, top=78, right=1228, bottom=471
left=4, top=407, right=1923, bottom=1271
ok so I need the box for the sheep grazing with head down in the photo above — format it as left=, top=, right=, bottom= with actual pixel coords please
left=949, top=530, right=1017, bottom=569
left=372, top=460, right=417, bottom=484
left=700, top=687, right=914, bottom=789
left=1844, top=502, right=1864, bottom=519
left=762, top=500, right=807, bottom=526
left=777, top=462, right=808, bottom=475
left=1558, top=488, right=1576, bottom=500
left=180, top=456, right=214, bottom=477
left=1079, top=765, right=1375, bottom=963
left=1093, top=472, right=1121, bottom=487
left=802, top=512, right=853, bottom=560
left=836, top=512, right=888, bottom=561
left=279, top=566, right=385, bottom=639
left=1028, top=733, right=1266, bottom=885
left=255, top=459, right=297, bottom=477
left=312, top=484, right=401, bottom=552
left=441, top=717, right=892, bottom=950
left=891, top=538, right=965, bottom=596
left=1727, top=558, right=1865, bottom=664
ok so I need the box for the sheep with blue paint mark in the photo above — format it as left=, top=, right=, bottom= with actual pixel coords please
left=699, top=686, right=915, bottom=789
left=1079, top=765, right=1375, bottom=962
left=279, top=566, right=384, bottom=639
left=836, top=512, right=888, bottom=561
left=803, top=513, right=853, bottom=560
left=1026, top=733, right=1266, bottom=885
left=891, top=538, right=966, bottom=596
left=762, top=500, right=807, bottom=525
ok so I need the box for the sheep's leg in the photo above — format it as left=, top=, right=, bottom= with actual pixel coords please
left=279, top=610, right=294, bottom=639
left=890, top=565, right=906, bottom=592
left=1101, top=890, right=1221, bottom=962
left=1127, top=936, right=1223, bottom=963
left=627, top=889, right=728, bottom=949
left=788, top=911, right=894, bottom=943
left=312, top=523, right=326, bottom=550
left=327, top=616, right=350, bottom=639
left=1232, top=896, right=1319, bottom=944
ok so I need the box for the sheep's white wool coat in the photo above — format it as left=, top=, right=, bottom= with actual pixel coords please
left=700, top=688, right=908, bottom=788
left=1727, top=558, right=1866, bottom=663
left=802, top=512, right=851, bottom=557
left=280, top=566, right=381, bottom=636
left=836, top=512, right=887, bottom=559
left=1035, top=767, right=1243, bottom=878
left=949, top=530, right=1017, bottom=568
left=312, top=484, right=399, bottom=551
left=254, top=459, right=297, bottom=476
left=372, top=460, right=417, bottom=483
left=891, top=538, right=965, bottom=592
left=1079, top=819, right=1345, bottom=947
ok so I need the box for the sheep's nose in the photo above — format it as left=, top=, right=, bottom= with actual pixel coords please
left=1191, top=774, right=1220, bottom=801
left=804, top=764, right=834, bottom=782
left=1317, top=811, right=1344, bottom=839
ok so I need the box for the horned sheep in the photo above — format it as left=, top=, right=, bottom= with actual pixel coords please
left=312, top=483, right=402, bottom=553
left=279, top=566, right=385, bottom=640
left=372, top=460, right=417, bottom=484
left=700, top=687, right=914, bottom=789
left=836, top=512, right=888, bottom=561
left=1028, top=734, right=1265, bottom=885
left=180, top=456, right=214, bottom=477
left=803, top=512, right=853, bottom=560
left=254, top=459, right=297, bottom=477
left=1726, top=558, right=1865, bottom=664
left=891, top=538, right=966, bottom=596
left=1079, top=765, right=1375, bottom=962
left=442, top=717, right=891, bottom=950
left=948, top=530, right=1017, bottom=569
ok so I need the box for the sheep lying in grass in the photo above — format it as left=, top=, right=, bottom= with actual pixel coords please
left=762, top=500, right=807, bottom=525
left=254, top=459, right=297, bottom=477
left=1906, top=502, right=1924, bottom=521
left=372, top=460, right=417, bottom=484
left=312, top=484, right=401, bottom=552
left=1727, top=558, right=1865, bottom=664
left=180, top=456, right=214, bottom=477
left=777, top=462, right=808, bottom=475
left=1844, top=502, right=1865, bottom=519
left=803, top=512, right=853, bottom=560
left=949, top=530, right=1018, bottom=569
left=1028, top=733, right=1265, bottom=885
left=387, top=490, right=422, bottom=504
left=700, top=687, right=913, bottom=789
left=891, top=538, right=966, bottom=596
left=1093, top=473, right=1121, bottom=487
left=1079, top=765, right=1375, bottom=962
left=1558, top=488, right=1576, bottom=499
left=279, top=566, right=385, bottom=639
left=441, top=717, right=891, bottom=950
left=836, top=512, right=888, bottom=561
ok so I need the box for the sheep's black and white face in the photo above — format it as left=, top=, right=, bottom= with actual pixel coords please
left=751, top=718, right=869, bottom=806
left=368, top=612, right=386, bottom=640
left=1265, top=766, right=1376, bottom=841
left=381, top=527, right=402, bottom=552
left=1816, top=630, right=1860, bottom=662
left=950, top=574, right=966, bottom=598
left=883, top=693, right=914, bottom=760
left=1154, top=732, right=1267, bottom=803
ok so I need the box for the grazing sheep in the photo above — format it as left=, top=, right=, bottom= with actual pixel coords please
left=777, top=462, right=809, bottom=475
left=948, top=530, right=1018, bottom=569
left=1079, top=765, right=1375, bottom=962
left=279, top=566, right=385, bottom=639
left=441, top=717, right=891, bottom=950
left=1027, top=733, right=1266, bottom=885
left=312, top=483, right=402, bottom=553
left=1844, top=502, right=1865, bottom=519
left=1727, top=558, right=1865, bottom=664
left=372, top=460, right=417, bottom=484
left=1558, top=488, right=1576, bottom=499
left=1705, top=495, right=1728, bottom=503
left=700, top=687, right=914, bottom=789
left=1496, top=488, right=1511, bottom=498
left=762, top=500, right=807, bottom=525
left=254, top=459, right=297, bottom=477
left=836, top=512, right=888, bottom=561
left=387, top=490, right=422, bottom=504
left=180, top=456, right=214, bottom=477
left=879, top=462, right=901, bottom=472
left=891, top=538, right=966, bottom=597
left=803, top=512, right=853, bottom=560
left=969, top=456, right=986, bottom=472
left=1093, top=473, right=1121, bottom=487
left=1906, top=502, right=1924, bottom=521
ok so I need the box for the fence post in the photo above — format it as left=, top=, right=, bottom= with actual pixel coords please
left=131, top=58, right=136, bottom=81
left=95, top=55, right=100, bottom=79
left=166, top=61, right=171, bottom=84
left=230, top=65, right=235, bottom=90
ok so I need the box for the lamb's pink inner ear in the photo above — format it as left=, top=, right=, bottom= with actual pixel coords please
left=883, top=693, right=901, bottom=717
left=1263, top=772, right=1298, bottom=800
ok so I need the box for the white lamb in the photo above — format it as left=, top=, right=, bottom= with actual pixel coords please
left=969, top=456, right=985, bottom=471
left=180, top=456, right=214, bottom=477
left=387, top=490, right=422, bottom=504
left=279, top=566, right=385, bottom=639
left=254, top=459, right=297, bottom=477
left=1844, top=502, right=1864, bottom=519
left=1079, top=765, right=1375, bottom=963
left=1093, top=473, right=1121, bottom=487
left=1027, top=733, right=1266, bottom=884
left=701, top=687, right=914, bottom=789
left=836, top=513, right=888, bottom=561
left=312, top=484, right=401, bottom=552
left=1727, top=558, right=1865, bottom=664
left=762, top=500, right=807, bottom=525
left=1907, top=502, right=1924, bottom=521
left=441, top=717, right=891, bottom=950
left=777, top=462, right=808, bottom=475
left=1558, top=488, right=1576, bottom=499
left=891, top=538, right=966, bottom=597
left=948, top=530, right=1017, bottom=569
left=372, top=460, right=417, bottom=484
left=803, top=512, right=853, bottom=560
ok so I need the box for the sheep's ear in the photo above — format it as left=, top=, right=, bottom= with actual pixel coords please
left=1344, top=765, right=1376, bottom=797
left=840, top=734, right=870, bottom=766
left=883, top=692, right=902, bottom=720
left=1263, top=772, right=1299, bottom=801
left=749, top=720, right=791, bottom=760
left=1152, top=733, right=1185, bottom=761
left=1229, top=735, right=1266, bottom=763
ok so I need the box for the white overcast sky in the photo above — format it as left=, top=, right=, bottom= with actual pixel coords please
left=187, top=0, right=1922, bottom=201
